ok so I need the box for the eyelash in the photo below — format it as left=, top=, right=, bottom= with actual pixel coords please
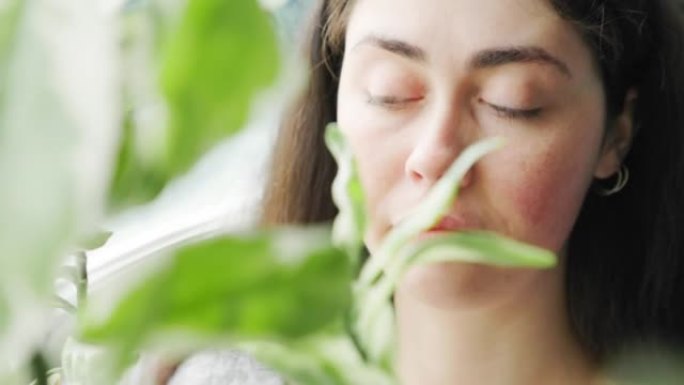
left=367, top=94, right=542, bottom=120
left=484, top=101, right=542, bottom=120
left=366, top=94, right=420, bottom=109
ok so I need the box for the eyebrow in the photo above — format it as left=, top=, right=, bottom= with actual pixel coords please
left=355, top=35, right=427, bottom=62
left=354, top=35, right=572, bottom=78
left=471, top=46, right=571, bottom=78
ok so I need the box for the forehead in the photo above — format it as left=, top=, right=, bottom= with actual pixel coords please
left=344, top=0, right=594, bottom=80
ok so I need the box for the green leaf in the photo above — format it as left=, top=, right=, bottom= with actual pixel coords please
left=0, top=0, right=23, bottom=102
left=354, top=231, right=556, bottom=359
left=242, top=332, right=396, bottom=385
left=0, top=364, right=29, bottom=385
left=79, top=226, right=352, bottom=371
left=407, top=231, right=556, bottom=268
left=351, top=137, right=508, bottom=366
left=345, top=135, right=558, bottom=368
left=51, top=296, right=76, bottom=314
left=324, top=123, right=367, bottom=269
left=1, top=0, right=118, bottom=364
left=353, top=300, right=395, bottom=371
left=109, top=0, right=280, bottom=206
left=77, top=231, right=113, bottom=251
left=358, top=136, right=507, bottom=287
left=108, top=114, right=169, bottom=208
left=243, top=339, right=345, bottom=385
left=0, top=294, right=7, bottom=334
left=28, top=368, right=60, bottom=385
left=61, top=337, right=120, bottom=385
left=161, top=0, right=279, bottom=175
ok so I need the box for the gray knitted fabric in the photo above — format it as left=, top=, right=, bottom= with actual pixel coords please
left=167, top=350, right=284, bottom=385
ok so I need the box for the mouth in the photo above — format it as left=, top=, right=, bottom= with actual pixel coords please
left=415, top=214, right=475, bottom=241
left=428, top=215, right=467, bottom=232
left=388, top=211, right=478, bottom=243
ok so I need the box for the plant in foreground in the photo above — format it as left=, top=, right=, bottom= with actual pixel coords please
left=68, top=123, right=555, bottom=385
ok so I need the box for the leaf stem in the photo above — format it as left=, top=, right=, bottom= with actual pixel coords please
left=51, top=295, right=77, bottom=314
left=30, top=351, right=48, bottom=385
left=76, top=251, right=88, bottom=309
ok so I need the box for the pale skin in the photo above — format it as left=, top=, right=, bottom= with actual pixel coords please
left=336, top=0, right=634, bottom=384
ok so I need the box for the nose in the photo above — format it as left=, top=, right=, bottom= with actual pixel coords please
left=404, top=107, right=475, bottom=188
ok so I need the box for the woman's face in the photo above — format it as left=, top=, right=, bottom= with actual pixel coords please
left=337, top=0, right=618, bottom=307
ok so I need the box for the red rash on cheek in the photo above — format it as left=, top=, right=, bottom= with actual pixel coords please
left=501, top=149, right=590, bottom=252
left=512, top=180, right=550, bottom=228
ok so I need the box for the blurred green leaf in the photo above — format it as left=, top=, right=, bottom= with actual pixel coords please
left=0, top=365, right=28, bottom=385
left=80, top=226, right=352, bottom=370
left=407, top=231, right=556, bottom=269
left=1, top=0, right=118, bottom=364
left=325, top=123, right=367, bottom=269
left=358, top=137, right=507, bottom=288
left=244, top=338, right=351, bottom=385
left=243, top=333, right=396, bottom=385
left=77, top=231, right=113, bottom=251
left=344, top=135, right=558, bottom=368
left=161, top=0, right=279, bottom=173
left=110, top=0, right=279, bottom=206
left=354, top=231, right=557, bottom=364
left=61, top=337, right=120, bottom=385
left=0, top=294, right=7, bottom=333
left=28, top=368, right=60, bottom=385
left=351, top=137, right=510, bottom=367
left=0, top=0, right=23, bottom=91
left=108, top=113, right=169, bottom=208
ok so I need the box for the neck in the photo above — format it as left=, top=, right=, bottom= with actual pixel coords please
left=394, top=265, right=599, bottom=385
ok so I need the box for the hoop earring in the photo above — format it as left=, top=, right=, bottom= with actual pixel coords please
left=596, top=165, right=629, bottom=196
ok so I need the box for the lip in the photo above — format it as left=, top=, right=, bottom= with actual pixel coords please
left=414, top=214, right=475, bottom=241
left=427, top=215, right=469, bottom=233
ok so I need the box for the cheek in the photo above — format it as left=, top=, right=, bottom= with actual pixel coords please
left=487, top=138, right=593, bottom=252
left=494, top=145, right=596, bottom=252
left=350, top=151, right=401, bottom=251
left=338, top=104, right=406, bottom=250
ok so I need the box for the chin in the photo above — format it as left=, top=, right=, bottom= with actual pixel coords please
left=396, top=261, right=544, bottom=310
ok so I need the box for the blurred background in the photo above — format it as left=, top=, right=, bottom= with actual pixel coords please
left=86, top=0, right=316, bottom=292
left=1, top=0, right=319, bottom=378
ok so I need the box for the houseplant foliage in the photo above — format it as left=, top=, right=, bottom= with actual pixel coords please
left=71, top=119, right=556, bottom=385
left=1, top=0, right=280, bottom=382
left=0, top=0, right=119, bottom=381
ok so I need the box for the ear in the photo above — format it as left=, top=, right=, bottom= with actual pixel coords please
left=594, top=88, right=637, bottom=179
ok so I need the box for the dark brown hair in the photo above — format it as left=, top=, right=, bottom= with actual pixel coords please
left=261, top=0, right=349, bottom=225
left=261, top=0, right=684, bottom=363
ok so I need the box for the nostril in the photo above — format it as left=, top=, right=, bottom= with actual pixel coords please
left=408, top=169, right=424, bottom=183
left=406, top=160, right=474, bottom=187
left=460, top=168, right=474, bottom=188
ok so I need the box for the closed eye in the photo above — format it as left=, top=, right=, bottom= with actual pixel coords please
left=366, top=93, right=423, bottom=109
left=485, top=101, right=542, bottom=119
